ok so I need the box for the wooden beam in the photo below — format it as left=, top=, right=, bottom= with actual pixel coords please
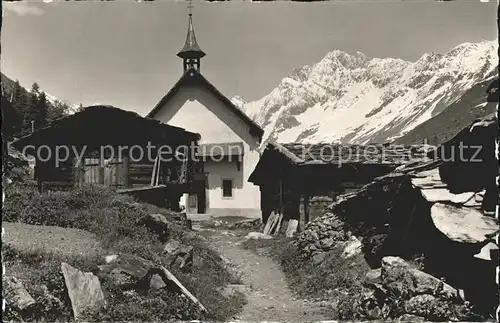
left=263, top=211, right=278, bottom=235
left=279, top=177, right=283, bottom=208
left=304, top=194, right=310, bottom=225
left=99, top=165, right=105, bottom=185
left=155, top=158, right=161, bottom=186
left=123, top=157, right=129, bottom=188
left=269, top=213, right=280, bottom=235
left=273, top=213, right=283, bottom=235
left=144, top=266, right=208, bottom=313
left=150, top=156, right=159, bottom=187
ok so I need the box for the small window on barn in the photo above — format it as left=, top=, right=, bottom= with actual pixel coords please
left=222, top=179, right=233, bottom=198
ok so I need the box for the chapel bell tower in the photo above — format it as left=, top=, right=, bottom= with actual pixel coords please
left=177, top=3, right=206, bottom=73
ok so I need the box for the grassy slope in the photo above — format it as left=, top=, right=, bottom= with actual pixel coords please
left=3, top=177, right=245, bottom=321
left=3, top=222, right=104, bottom=259
left=394, top=77, right=498, bottom=146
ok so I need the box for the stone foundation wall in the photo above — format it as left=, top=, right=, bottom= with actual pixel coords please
left=308, top=196, right=334, bottom=223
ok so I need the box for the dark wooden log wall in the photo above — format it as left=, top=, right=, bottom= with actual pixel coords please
left=34, top=144, right=195, bottom=193
left=257, top=162, right=398, bottom=227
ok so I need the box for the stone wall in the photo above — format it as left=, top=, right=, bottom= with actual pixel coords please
left=308, top=196, right=333, bottom=223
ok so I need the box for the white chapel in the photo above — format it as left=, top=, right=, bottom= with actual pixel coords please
left=147, top=10, right=264, bottom=218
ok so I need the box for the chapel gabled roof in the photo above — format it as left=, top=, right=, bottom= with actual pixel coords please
left=147, top=68, right=264, bottom=142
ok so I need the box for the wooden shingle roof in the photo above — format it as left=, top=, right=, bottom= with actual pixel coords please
left=269, top=142, right=433, bottom=166
left=13, top=105, right=200, bottom=152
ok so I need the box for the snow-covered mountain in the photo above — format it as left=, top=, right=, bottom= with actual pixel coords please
left=238, top=40, right=498, bottom=145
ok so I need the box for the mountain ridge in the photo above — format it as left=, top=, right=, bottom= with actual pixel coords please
left=236, top=40, right=498, bottom=145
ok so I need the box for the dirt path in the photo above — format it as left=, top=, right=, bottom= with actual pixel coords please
left=197, top=227, right=330, bottom=322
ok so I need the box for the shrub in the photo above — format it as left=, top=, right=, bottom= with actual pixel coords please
left=3, top=177, right=39, bottom=222
left=16, top=185, right=145, bottom=227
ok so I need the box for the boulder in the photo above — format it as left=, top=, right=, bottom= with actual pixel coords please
left=162, top=239, right=194, bottom=272
left=3, top=276, right=35, bottom=311
left=307, top=244, right=319, bottom=252
left=381, top=256, right=459, bottom=300
left=404, top=294, right=437, bottom=317
left=99, top=253, right=154, bottom=280
left=245, top=232, right=273, bottom=240
left=169, top=246, right=194, bottom=273
left=364, top=268, right=382, bottom=287
left=320, top=237, right=334, bottom=249
left=149, top=274, right=167, bottom=290
left=136, top=213, right=169, bottom=242
left=395, top=314, right=426, bottom=322
left=61, top=262, right=105, bottom=320
left=341, top=236, right=362, bottom=258
left=360, top=289, right=383, bottom=319
left=312, top=252, right=326, bottom=265
left=162, top=239, right=182, bottom=254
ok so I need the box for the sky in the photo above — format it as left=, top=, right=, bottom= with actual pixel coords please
left=1, top=0, right=497, bottom=115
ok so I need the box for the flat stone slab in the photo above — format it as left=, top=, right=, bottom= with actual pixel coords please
left=61, top=262, right=105, bottom=321
left=3, top=276, right=35, bottom=311
left=430, top=203, right=498, bottom=243
left=420, top=188, right=475, bottom=204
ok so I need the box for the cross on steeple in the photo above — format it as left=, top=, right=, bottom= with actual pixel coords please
left=177, top=0, right=206, bottom=72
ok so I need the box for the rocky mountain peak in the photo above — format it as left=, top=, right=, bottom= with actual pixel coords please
left=235, top=40, right=497, bottom=145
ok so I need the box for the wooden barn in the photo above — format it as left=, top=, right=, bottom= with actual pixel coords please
left=248, top=142, right=432, bottom=227
left=12, top=105, right=201, bottom=208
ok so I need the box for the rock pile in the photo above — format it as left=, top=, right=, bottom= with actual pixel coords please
left=166, top=211, right=191, bottom=229
left=136, top=213, right=170, bottom=242
left=297, top=212, right=348, bottom=255
left=162, top=239, right=194, bottom=273
left=308, top=196, right=334, bottom=222
left=360, top=256, right=475, bottom=321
